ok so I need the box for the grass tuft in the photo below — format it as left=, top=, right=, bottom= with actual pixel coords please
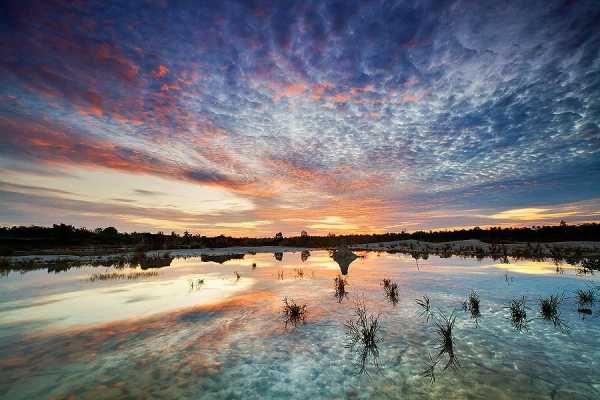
left=575, top=288, right=595, bottom=306
left=462, top=289, right=481, bottom=324
left=538, top=293, right=568, bottom=332
left=508, top=296, right=529, bottom=332
left=382, top=279, right=399, bottom=305
left=416, top=295, right=432, bottom=322
left=344, top=299, right=383, bottom=375
left=334, top=275, right=349, bottom=302
left=282, top=297, right=307, bottom=328
left=89, top=271, right=159, bottom=281
left=421, top=311, right=459, bottom=383
left=575, top=288, right=595, bottom=319
left=433, top=312, right=459, bottom=370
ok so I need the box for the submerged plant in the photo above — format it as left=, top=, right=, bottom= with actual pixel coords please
left=382, top=279, right=399, bottom=305
left=234, top=271, right=241, bottom=280
left=416, top=295, right=432, bottom=322
left=334, top=275, right=349, bottom=302
left=508, top=296, right=529, bottom=332
left=282, top=297, right=307, bottom=328
left=344, top=299, right=383, bottom=375
left=538, top=293, right=568, bottom=332
left=462, top=289, right=481, bottom=325
left=277, top=270, right=284, bottom=280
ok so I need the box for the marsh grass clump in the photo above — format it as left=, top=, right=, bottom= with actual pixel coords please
left=344, top=299, right=383, bottom=375
left=334, top=275, right=349, bottom=302
left=577, top=307, right=592, bottom=318
left=252, top=262, right=257, bottom=269
left=538, top=293, right=568, bottom=331
left=422, top=352, right=438, bottom=383
left=382, top=279, right=399, bottom=305
left=277, top=270, right=284, bottom=280
left=89, top=271, right=159, bottom=282
left=295, top=268, right=305, bottom=279
left=282, top=297, right=307, bottom=328
left=575, top=288, right=595, bottom=318
left=462, top=290, right=481, bottom=324
left=576, top=288, right=595, bottom=306
left=421, top=312, right=459, bottom=383
left=416, top=295, right=432, bottom=322
left=434, top=312, right=459, bottom=370
left=189, top=278, right=204, bottom=290
left=508, top=296, right=529, bottom=332
left=579, top=257, right=600, bottom=274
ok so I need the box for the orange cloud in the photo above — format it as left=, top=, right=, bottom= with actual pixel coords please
left=403, top=90, right=426, bottom=102
left=152, top=64, right=169, bottom=78
left=311, top=82, right=334, bottom=100
left=272, top=82, right=309, bottom=100
left=325, top=92, right=352, bottom=102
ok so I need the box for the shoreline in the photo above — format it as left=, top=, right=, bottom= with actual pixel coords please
left=350, top=239, right=600, bottom=257
left=2, top=239, right=599, bottom=266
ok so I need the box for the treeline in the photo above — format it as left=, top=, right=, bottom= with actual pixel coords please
left=1, top=222, right=599, bottom=254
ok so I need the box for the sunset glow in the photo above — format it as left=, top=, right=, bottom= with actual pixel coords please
left=1, top=0, right=599, bottom=235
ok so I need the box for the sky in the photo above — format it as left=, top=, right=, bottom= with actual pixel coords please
left=1, top=0, right=600, bottom=236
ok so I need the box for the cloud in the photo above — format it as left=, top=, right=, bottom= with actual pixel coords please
left=133, top=189, right=165, bottom=197
left=489, top=208, right=580, bottom=221
left=1, top=0, right=599, bottom=232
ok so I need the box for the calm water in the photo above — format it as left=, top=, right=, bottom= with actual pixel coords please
left=1, top=250, right=599, bottom=399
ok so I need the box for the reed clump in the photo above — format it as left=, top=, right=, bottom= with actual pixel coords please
left=508, top=296, right=529, bottom=332
left=344, top=299, right=382, bottom=375
left=334, top=275, right=348, bottom=302
left=189, top=278, right=204, bottom=290
left=89, top=271, right=159, bottom=282
left=463, top=289, right=481, bottom=324
left=416, top=295, right=432, bottom=322
left=282, top=297, right=307, bottom=327
left=576, top=288, right=595, bottom=317
left=538, top=293, right=568, bottom=331
left=422, top=312, right=459, bottom=383
left=575, top=288, right=595, bottom=306
left=382, top=278, right=399, bottom=305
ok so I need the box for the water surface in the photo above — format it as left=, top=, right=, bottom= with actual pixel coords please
left=1, top=250, right=599, bottom=399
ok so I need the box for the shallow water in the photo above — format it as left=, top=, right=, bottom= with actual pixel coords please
left=1, top=250, right=599, bottom=399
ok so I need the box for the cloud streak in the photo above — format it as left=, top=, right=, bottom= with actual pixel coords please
left=0, top=0, right=599, bottom=233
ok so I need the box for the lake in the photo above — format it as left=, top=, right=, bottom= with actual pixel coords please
left=1, top=250, right=599, bottom=399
